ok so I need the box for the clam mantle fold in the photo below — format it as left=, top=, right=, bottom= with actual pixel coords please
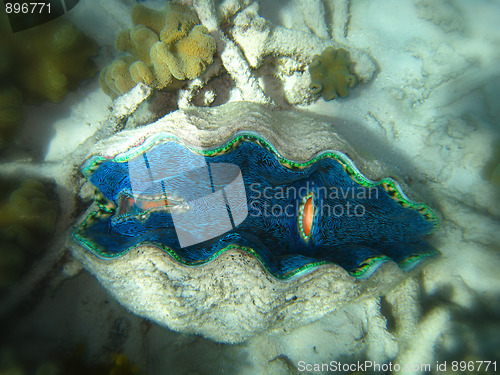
left=70, top=102, right=439, bottom=343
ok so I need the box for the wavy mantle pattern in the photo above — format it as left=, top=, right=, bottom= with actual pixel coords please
left=73, top=132, right=439, bottom=279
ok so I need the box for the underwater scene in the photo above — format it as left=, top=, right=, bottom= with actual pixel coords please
left=0, top=0, right=499, bottom=374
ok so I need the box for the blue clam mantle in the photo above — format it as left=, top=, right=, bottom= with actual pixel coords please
left=73, top=132, right=439, bottom=279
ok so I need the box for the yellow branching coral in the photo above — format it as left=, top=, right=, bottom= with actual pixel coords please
left=165, top=25, right=217, bottom=80
left=309, top=47, right=357, bottom=100
left=100, top=2, right=217, bottom=98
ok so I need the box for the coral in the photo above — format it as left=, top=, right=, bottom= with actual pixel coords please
left=358, top=297, right=399, bottom=363
left=0, top=14, right=97, bottom=148
left=309, top=46, right=357, bottom=100
left=326, top=0, right=351, bottom=41
left=0, top=16, right=98, bottom=104
left=293, top=0, right=329, bottom=39
left=100, top=2, right=216, bottom=98
left=119, top=0, right=374, bottom=107
left=0, top=178, right=57, bottom=287
left=218, top=1, right=374, bottom=105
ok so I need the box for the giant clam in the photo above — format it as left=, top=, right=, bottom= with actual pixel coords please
left=70, top=101, right=439, bottom=343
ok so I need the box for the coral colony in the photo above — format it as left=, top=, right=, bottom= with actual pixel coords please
left=309, top=47, right=357, bottom=100
left=100, top=3, right=216, bottom=98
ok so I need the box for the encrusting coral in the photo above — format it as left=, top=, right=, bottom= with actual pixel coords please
left=0, top=178, right=57, bottom=287
left=100, top=2, right=217, bottom=98
left=0, top=14, right=98, bottom=148
left=309, top=46, right=357, bottom=100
